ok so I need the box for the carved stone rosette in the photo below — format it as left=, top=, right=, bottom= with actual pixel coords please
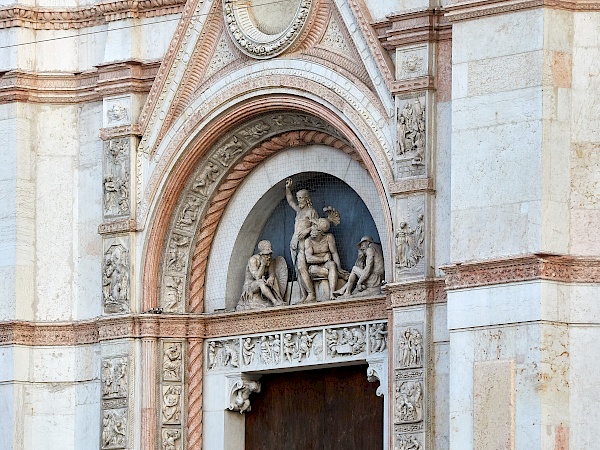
left=158, top=112, right=349, bottom=313
left=100, top=356, right=129, bottom=450
left=393, top=323, right=426, bottom=449
left=102, top=236, right=131, bottom=314
left=206, top=320, right=387, bottom=373
left=223, top=0, right=313, bottom=59
left=160, top=341, right=185, bottom=450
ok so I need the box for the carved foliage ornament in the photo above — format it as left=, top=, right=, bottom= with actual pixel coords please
left=223, top=0, right=313, bottom=59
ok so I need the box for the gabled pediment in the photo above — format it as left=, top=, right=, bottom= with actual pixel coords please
left=138, top=0, right=394, bottom=156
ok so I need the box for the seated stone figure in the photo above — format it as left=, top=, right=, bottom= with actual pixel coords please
left=334, top=236, right=384, bottom=297
left=237, top=240, right=287, bottom=311
left=300, top=218, right=348, bottom=302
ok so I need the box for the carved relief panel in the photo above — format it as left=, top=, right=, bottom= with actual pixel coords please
left=393, top=319, right=427, bottom=449
left=160, top=341, right=185, bottom=450
left=100, top=356, right=129, bottom=450
left=395, top=195, right=427, bottom=281
left=394, top=94, right=427, bottom=180
left=103, top=95, right=132, bottom=128
left=102, top=237, right=130, bottom=314
left=396, top=44, right=430, bottom=81
left=103, top=138, right=131, bottom=220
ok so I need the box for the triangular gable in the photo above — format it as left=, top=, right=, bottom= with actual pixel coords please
left=138, top=0, right=394, bottom=156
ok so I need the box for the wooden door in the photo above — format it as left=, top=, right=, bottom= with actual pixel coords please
left=245, top=364, right=383, bottom=450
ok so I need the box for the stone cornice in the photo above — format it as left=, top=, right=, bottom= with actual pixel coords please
left=0, top=296, right=387, bottom=346
left=442, top=254, right=600, bottom=290
left=0, top=0, right=185, bottom=30
left=372, top=8, right=452, bottom=50
left=389, top=177, right=434, bottom=195
left=384, top=278, right=447, bottom=308
left=0, top=60, right=160, bottom=104
left=444, top=0, right=600, bottom=23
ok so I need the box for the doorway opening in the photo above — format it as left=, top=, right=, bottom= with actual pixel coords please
left=245, top=364, right=383, bottom=450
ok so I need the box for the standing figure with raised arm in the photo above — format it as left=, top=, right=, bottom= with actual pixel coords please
left=285, top=178, right=318, bottom=302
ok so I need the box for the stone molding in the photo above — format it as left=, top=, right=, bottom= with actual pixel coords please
left=0, top=296, right=386, bottom=347
left=0, top=0, right=185, bottom=30
left=442, top=254, right=600, bottom=290
left=385, top=279, right=447, bottom=308
left=389, top=177, right=434, bottom=195
left=444, top=0, right=600, bottom=22
left=98, top=219, right=138, bottom=235
left=0, top=61, right=159, bottom=104
left=372, top=8, right=452, bottom=50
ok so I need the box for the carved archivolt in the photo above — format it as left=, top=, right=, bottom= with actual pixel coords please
left=157, top=112, right=357, bottom=313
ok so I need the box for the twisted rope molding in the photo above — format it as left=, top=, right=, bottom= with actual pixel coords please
left=187, top=339, right=204, bottom=449
left=188, top=130, right=359, bottom=313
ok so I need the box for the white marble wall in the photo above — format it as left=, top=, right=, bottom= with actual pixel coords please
left=451, top=9, right=546, bottom=261
left=570, top=12, right=600, bottom=256
left=0, top=344, right=101, bottom=450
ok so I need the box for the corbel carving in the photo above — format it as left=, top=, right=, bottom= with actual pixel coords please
left=227, top=375, right=262, bottom=413
left=366, top=356, right=388, bottom=398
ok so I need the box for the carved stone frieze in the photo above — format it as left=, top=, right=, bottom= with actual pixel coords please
left=0, top=0, right=186, bottom=30
left=102, top=237, right=130, bottom=314
left=443, top=254, right=600, bottom=290
left=394, top=94, right=426, bottom=179
left=206, top=320, right=386, bottom=373
left=207, top=339, right=240, bottom=370
left=103, top=138, right=130, bottom=220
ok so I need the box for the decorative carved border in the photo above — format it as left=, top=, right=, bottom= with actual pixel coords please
left=389, top=178, right=434, bottom=196
left=0, top=61, right=159, bottom=105
left=0, top=296, right=386, bottom=346
left=385, top=279, right=447, bottom=308
left=442, top=254, right=600, bottom=290
left=0, top=0, right=185, bottom=30
left=444, top=0, right=600, bottom=23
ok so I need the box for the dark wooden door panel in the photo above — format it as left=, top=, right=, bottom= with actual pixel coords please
left=245, top=365, right=383, bottom=450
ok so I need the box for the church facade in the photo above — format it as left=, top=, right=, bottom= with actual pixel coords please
left=1, top=0, right=600, bottom=448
